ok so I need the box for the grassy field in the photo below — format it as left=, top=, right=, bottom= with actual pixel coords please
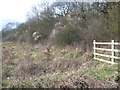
left=2, top=42, right=118, bottom=88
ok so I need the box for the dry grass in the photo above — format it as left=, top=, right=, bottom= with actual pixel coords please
left=2, top=42, right=118, bottom=88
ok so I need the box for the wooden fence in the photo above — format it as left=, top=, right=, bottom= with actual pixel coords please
left=93, top=40, right=120, bottom=64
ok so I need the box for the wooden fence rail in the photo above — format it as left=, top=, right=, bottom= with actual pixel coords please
left=93, top=40, right=120, bottom=64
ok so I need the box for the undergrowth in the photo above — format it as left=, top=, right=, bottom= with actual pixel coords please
left=2, top=42, right=119, bottom=88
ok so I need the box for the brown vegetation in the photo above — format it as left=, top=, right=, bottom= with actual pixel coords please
left=2, top=42, right=118, bottom=88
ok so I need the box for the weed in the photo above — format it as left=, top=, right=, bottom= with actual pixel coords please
left=2, top=42, right=118, bottom=88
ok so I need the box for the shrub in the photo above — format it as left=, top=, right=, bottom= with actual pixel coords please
left=53, top=26, right=80, bottom=46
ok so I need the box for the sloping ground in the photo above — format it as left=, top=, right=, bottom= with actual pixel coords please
left=2, top=42, right=118, bottom=88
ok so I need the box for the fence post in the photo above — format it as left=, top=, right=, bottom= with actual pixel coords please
left=111, top=40, right=114, bottom=63
left=93, top=40, right=96, bottom=59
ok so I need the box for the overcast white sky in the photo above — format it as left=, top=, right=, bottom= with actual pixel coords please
left=0, top=0, right=55, bottom=30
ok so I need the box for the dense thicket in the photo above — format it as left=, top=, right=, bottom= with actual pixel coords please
left=2, top=2, right=119, bottom=51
